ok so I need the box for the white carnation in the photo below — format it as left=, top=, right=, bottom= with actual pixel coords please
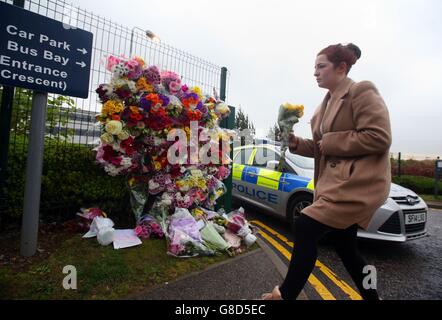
left=105, top=120, right=123, bottom=135
left=100, top=132, right=114, bottom=144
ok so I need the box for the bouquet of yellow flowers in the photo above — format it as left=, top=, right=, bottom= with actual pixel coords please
left=277, top=103, right=304, bottom=171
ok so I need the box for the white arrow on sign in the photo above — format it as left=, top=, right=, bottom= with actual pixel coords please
left=76, top=61, right=86, bottom=68
left=77, top=48, right=88, bottom=55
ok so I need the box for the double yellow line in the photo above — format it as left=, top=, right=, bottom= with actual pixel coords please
left=251, top=220, right=362, bottom=300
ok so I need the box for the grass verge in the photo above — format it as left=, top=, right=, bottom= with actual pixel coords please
left=419, top=194, right=441, bottom=203
left=0, top=229, right=256, bottom=300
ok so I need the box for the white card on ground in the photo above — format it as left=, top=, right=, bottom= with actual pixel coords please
left=113, top=229, right=142, bottom=249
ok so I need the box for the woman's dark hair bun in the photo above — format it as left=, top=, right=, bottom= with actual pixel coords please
left=345, top=43, right=362, bottom=60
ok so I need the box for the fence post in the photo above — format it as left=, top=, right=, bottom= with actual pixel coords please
left=398, top=152, right=401, bottom=177
left=217, top=67, right=234, bottom=213
left=0, top=0, right=25, bottom=226
left=436, top=157, right=441, bottom=198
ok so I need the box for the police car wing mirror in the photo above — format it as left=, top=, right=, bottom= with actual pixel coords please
left=266, top=160, right=280, bottom=171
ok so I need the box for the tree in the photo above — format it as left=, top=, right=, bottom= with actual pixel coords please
left=234, top=107, right=255, bottom=146
left=0, top=87, right=77, bottom=141
left=267, top=123, right=281, bottom=142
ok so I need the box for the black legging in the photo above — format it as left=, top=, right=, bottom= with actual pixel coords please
left=279, top=214, right=379, bottom=300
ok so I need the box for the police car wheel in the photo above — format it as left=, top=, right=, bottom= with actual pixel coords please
left=288, top=194, right=313, bottom=227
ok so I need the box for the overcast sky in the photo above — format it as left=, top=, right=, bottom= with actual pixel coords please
left=72, top=0, right=442, bottom=158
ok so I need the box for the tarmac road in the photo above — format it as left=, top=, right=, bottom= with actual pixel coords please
left=243, top=205, right=442, bottom=300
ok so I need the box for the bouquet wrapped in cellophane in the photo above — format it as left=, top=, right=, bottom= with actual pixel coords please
left=277, top=103, right=304, bottom=171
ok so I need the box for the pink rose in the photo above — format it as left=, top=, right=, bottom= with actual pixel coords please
left=110, top=156, right=123, bottom=166
left=216, top=166, right=231, bottom=180
left=169, top=243, right=185, bottom=256
left=169, top=81, right=181, bottom=94
left=134, top=226, right=143, bottom=236
left=106, top=56, right=121, bottom=72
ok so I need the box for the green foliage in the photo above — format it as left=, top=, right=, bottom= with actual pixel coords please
left=2, top=137, right=129, bottom=222
left=267, top=123, right=281, bottom=141
left=234, top=107, right=255, bottom=133
left=0, top=87, right=77, bottom=139
left=234, top=107, right=255, bottom=145
left=392, top=175, right=442, bottom=195
left=390, top=158, right=438, bottom=178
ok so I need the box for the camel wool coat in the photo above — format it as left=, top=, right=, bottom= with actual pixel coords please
left=290, top=77, right=392, bottom=230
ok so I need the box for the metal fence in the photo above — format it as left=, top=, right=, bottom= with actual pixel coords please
left=0, top=0, right=230, bottom=222
left=1, top=0, right=229, bottom=149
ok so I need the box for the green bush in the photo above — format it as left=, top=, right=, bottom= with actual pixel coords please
left=392, top=175, right=442, bottom=195
left=2, top=137, right=130, bottom=223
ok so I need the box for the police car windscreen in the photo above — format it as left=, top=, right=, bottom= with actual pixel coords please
left=285, top=152, right=314, bottom=169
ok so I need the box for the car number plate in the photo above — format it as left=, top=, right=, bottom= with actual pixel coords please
left=405, top=212, right=426, bottom=225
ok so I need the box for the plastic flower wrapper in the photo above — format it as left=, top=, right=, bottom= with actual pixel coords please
left=83, top=216, right=115, bottom=246
left=204, top=177, right=227, bottom=209
left=191, top=207, right=206, bottom=221
left=224, top=207, right=257, bottom=247
left=76, top=207, right=107, bottom=232
left=277, top=103, right=304, bottom=171
left=213, top=215, right=228, bottom=228
left=214, top=102, right=230, bottom=120
left=147, top=203, right=168, bottom=242
left=200, top=219, right=232, bottom=255
left=277, top=103, right=304, bottom=147
left=199, top=207, right=220, bottom=221
left=223, top=229, right=242, bottom=249
left=128, top=177, right=148, bottom=222
left=136, top=214, right=164, bottom=239
left=167, top=208, right=214, bottom=257
left=169, top=208, right=202, bottom=242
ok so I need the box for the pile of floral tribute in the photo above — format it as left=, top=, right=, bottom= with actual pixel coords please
left=91, top=55, right=256, bottom=257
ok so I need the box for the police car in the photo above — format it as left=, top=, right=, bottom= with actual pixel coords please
left=232, top=144, right=428, bottom=242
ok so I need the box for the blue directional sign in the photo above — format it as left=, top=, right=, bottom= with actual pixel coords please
left=0, top=2, right=93, bottom=98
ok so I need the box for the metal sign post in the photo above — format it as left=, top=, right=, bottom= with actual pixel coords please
left=20, top=91, right=48, bottom=256
left=0, top=2, right=93, bottom=256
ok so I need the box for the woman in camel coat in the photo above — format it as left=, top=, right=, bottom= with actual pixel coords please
left=262, top=43, right=392, bottom=300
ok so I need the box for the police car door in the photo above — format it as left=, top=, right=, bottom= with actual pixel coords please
left=232, top=147, right=255, bottom=204
left=248, top=146, right=284, bottom=214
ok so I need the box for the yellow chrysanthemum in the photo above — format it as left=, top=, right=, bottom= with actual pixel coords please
left=134, top=56, right=145, bottom=67
left=283, top=103, right=304, bottom=118
left=129, top=106, right=140, bottom=114
left=196, top=180, right=207, bottom=190
left=193, top=208, right=204, bottom=217
left=191, top=86, right=203, bottom=100
left=102, top=100, right=124, bottom=116
left=128, top=178, right=136, bottom=187
left=176, top=181, right=184, bottom=188
left=136, top=77, right=154, bottom=92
